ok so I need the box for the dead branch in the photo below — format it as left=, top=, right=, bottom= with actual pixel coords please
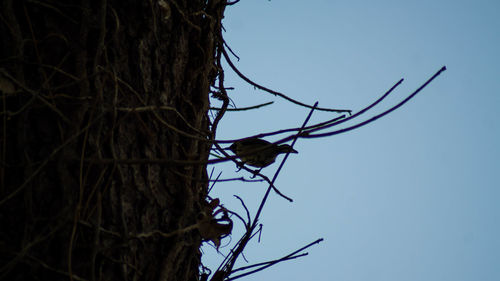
left=222, top=46, right=351, bottom=114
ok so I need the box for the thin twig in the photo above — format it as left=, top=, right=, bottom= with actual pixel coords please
left=303, top=78, right=404, bottom=135
left=227, top=238, right=323, bottom=280
left=302, top=66, right=447, bottom=138
left=253, top=102, right=317, bottom=223
left=230, top=253, right=308, bottom=274
left=210, top=101, right=274, bottom=111
left=207, top=177, right=264, bottom=183
left=213, top=77, right=403, bottom=145
left=233, top=195, right=251, bottom=228
left=222, top=47, right=351, bottom=114
left=217, top=102, right=318, bottom=278
left=208, top=168, right=222, bottom=194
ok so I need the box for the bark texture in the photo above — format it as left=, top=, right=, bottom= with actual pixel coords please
left=0, top=0, right=225, bottom=280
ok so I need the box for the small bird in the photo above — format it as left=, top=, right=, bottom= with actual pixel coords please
left=229, top=138, right=298, bottom=169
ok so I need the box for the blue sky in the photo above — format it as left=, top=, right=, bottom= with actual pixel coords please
left=203, top=1, right=500, bottom=281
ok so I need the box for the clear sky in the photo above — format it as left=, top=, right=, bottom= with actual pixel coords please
left=203, top=1, right=500, bottom=281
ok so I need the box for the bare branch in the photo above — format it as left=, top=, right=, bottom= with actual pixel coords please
left=210, top=101, right=274, bottom=111
left=222, top=47, right=351, bottom=114
left=301, top=66, right=447, bottom=139
left=215, top=103, right=318, bottom=279
left=227, top=238, right=323, bottom=280
left=234, top=195, right=251, bottom=227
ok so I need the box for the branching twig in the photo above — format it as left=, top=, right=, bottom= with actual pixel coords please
left=213, top=77, right=403, bottom=146
left=227, top=238, right=324, bottom=280
left=301, top=66, right=447, bottom=138
left=215, top=102, right=318, bottom=279
left=208, top=168, right=222, bottom=194
left=233, top=195, right=251, bottom=228
left=229, top=253, right=308, bottom=275
left=207, top=64, right=444, bottom=279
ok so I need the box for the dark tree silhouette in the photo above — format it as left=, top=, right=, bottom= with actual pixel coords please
left=0, top=1, right=226, bottom=280
left=0, top=1, right=446, bottom=281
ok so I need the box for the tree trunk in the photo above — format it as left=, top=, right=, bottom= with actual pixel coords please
left=0, top=1, right=224, bottom=280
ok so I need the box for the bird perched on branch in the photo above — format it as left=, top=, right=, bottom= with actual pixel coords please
left=229, top=138, right=298, bottom=169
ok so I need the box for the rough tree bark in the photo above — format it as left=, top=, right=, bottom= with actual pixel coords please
left=0, top=0, right=225, bottom=280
